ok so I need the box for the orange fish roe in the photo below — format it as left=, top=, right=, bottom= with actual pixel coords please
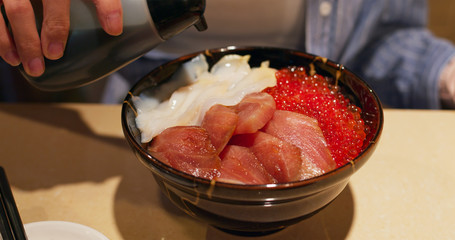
left=263, top=66, right=366, bottom=167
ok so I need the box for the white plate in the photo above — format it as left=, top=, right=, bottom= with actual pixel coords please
left=24, top=221, right=109, bottom=240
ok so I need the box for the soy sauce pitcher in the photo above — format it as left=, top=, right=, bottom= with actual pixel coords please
left=20, top=0, right=207, bottom=91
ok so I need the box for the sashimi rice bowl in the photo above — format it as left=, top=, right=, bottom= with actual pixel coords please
left=121, top=46, right=383, bottom=235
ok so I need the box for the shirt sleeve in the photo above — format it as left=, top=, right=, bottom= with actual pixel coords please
left=306, top=0, right=455, bottom=109
left=354, top=28, right=455, bottom=109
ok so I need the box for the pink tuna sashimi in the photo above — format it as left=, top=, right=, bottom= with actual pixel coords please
left=230, top=131, right=303, bottom=183
left=233, top=92, right=276, bottom=135
left=262, top=110, right=336, bottom=180
left=201, top=104, right=238, bottom=153
left=148, top=126, right=221, bottom=179
left=218, top=145, right=277, bottom=185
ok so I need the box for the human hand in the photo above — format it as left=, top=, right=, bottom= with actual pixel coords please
left=439, top=57, right=455, bottom=108
left=0, top=0, right=123, bottom=77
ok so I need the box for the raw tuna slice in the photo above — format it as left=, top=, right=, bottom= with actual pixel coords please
left=148, top=126, right=221, bottom=179
left=233, top=92, right=276, bottom=134
left=218, top=145, right=277, bottom=184
left=262, top=110, right=336, bottom=179
left=201, top=104, right=238, bottom=153
left=230, top=131, right=303, bottom=183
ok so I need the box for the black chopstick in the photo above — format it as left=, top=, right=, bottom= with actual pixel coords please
left=0, top=167, right=27, bottom=240
left=0, top=194, right=14, bottom=240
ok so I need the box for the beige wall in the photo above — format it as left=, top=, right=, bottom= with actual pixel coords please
left=428, top=1, right=455, bottom=44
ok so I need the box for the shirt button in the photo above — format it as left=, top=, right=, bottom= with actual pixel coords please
left=319, top=1, right=332, bottom=17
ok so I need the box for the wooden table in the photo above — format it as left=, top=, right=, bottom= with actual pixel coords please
left=1, top=103, right=454, bottom=239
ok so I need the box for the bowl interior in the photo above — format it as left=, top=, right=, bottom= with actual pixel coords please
left=122, top=46, right=383, bottom=190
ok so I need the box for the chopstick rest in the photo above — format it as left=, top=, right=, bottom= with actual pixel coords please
left=0, top=167, right=27, bottom=240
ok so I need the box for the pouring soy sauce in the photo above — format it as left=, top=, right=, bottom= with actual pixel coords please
left=20, top=0, right=207, bottom=91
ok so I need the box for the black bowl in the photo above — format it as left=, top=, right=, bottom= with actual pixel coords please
left=121, top=46, right=383, bottom=235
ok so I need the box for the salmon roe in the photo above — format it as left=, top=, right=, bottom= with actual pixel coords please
left=263, top=66, right=366, bottom=167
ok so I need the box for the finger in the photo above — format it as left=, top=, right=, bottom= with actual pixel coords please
left=3, top=0, right=44, bottom=76
left=41, top=0, right=70, bottom=60
left=92, top=0, right=123, bottom=36
left=0, top=4, right=20, bottom=66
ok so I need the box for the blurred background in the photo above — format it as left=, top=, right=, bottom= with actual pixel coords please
left=1, top=0, right=455, bottom=103
left=428, top=1, right=455, bottom=43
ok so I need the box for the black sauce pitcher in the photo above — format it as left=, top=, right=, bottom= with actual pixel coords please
left=20, top=0, right=207, bottom=91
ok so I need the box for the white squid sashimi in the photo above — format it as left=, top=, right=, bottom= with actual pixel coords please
left=135, top=54, right=277, bottom=143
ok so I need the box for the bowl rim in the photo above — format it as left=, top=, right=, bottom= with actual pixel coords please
left=121, top=45, right=384, bottom=191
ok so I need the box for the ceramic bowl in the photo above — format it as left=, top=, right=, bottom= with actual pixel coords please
left=121, top=46, right=383, bottom=235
